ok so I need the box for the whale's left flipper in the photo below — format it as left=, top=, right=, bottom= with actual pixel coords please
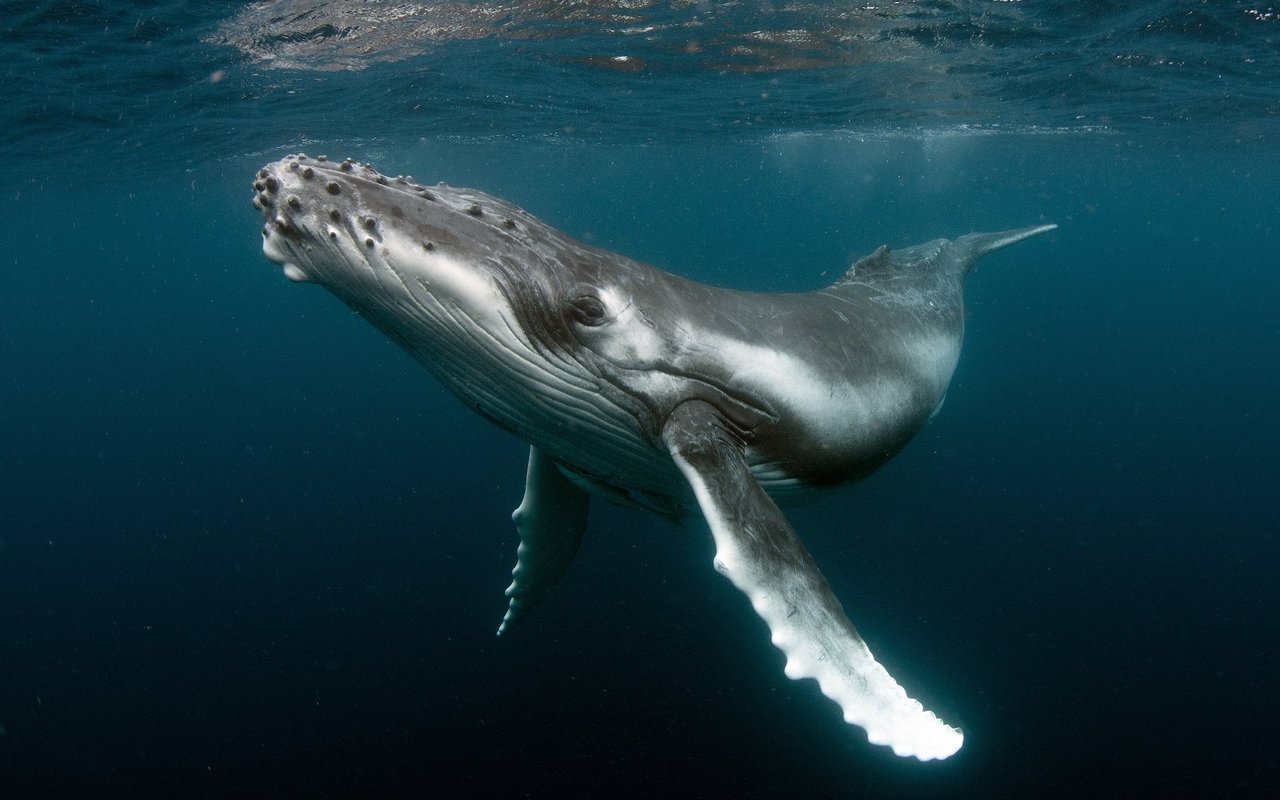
left=498, top=447, right=590, bottom=635
left=662, top=400, right=964, bottom=761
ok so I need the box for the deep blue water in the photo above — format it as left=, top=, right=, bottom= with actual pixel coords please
left=2, top=2, right=1279, bottom=798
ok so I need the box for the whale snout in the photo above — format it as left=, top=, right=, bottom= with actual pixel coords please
left=252, top=154, right=522, bottom=287
left=252, top=154, right=372, bottom=282
left=253, top=154, right=417, bottom=282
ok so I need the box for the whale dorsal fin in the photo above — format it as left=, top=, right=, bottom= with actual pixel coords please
left=661, top=400, right=964, bottom=761
left=849, top=244, right=893, bottom=278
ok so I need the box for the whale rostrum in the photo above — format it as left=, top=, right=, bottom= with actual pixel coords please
left=253, top=154, right=1056, bottom=761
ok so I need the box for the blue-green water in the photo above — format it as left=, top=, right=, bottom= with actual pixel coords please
left=1, top=2, right=1278, bottom=798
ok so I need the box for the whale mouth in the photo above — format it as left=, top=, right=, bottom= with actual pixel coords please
left=252, top=155, right=382, bottom=283
left=251, top=158, right=324, bottom=282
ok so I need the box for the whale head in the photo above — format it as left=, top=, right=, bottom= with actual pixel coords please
left=251, top=154, right=667, bottom=488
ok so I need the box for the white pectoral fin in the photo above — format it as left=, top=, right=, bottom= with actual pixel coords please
left=661, top=401, right=963, bottom=761
left=497, top=447, right=590, bottom=635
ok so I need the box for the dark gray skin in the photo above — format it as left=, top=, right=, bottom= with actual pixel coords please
left=253, top=154, right=1054, bottom=760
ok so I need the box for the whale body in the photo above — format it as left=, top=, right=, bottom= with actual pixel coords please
left=252, top=154, right=1055, bottom=760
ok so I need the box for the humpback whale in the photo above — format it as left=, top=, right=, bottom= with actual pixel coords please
left=252, top=154, right=1055, bottom=761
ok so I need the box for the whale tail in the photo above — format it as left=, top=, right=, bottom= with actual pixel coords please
left=955, top=223, right=1057, bottom=277
left=837, top=223, right=1056, bottom=287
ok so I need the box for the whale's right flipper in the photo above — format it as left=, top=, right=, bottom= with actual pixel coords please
left=662, top=400, right=964, bottom=761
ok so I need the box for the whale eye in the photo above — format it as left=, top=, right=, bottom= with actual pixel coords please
left=568, top=294, right=608, bottom=327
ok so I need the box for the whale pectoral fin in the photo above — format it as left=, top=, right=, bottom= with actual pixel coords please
left=661, top=400, right=964, bottom=761
left=497, top=446, right=590, bottom=635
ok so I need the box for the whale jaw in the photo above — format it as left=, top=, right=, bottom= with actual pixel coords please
left=250, top=154, right=669, bottom=507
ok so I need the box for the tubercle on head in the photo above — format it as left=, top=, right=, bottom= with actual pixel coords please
left=256, top=155, right=541, bottom=265
left=281, top=153, right=432, bottom=194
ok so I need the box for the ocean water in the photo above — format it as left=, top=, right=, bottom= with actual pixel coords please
left=1, top=2, right=1278, bottom=798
